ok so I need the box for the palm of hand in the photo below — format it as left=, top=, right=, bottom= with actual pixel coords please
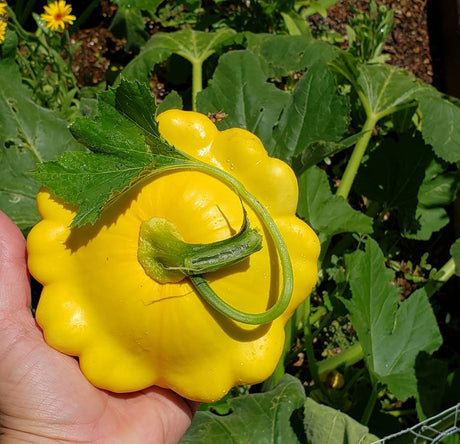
left=0, top=212, right=195, bottom=444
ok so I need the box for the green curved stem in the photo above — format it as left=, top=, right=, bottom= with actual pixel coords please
left=157, top=160, right=294, bottom=325
left=190, top=272, right=291, bottom=325
left=336, top=114, right=378, bottom=200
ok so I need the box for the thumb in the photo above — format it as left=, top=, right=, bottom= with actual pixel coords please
left=0, top=211, right=31, bottom=317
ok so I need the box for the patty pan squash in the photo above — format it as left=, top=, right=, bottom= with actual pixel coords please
left=27, top=109, right=320, bottom=402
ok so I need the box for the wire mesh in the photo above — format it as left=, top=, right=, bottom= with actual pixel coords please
left=370, top=404, right=460, bottom=443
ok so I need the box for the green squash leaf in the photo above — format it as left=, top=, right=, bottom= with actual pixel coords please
left=244, top=33, right=337, bottom=78
left=182, top=375, right=378, bottom=444
left=415, top=86, right=460, bottom=163
left=180, top=374, right=306, bottom=444
left=297, top=166, right=373, bottom=237
left=196, top=50, right=290, bottom=150
left=355, top=135, right=459, bottom=240
left=292, top=132, right=366, bottom=174
left=121, top=28, right=236, bottom=83
left=109, top=6, right=149, bottom=52
left=414, top=353, right=448, bottom=420
left=34, top=81, right=193, bottom=226
left=343, top=239, right=442, bottom=400
left=271, top=61, right=350, bottom=162
left=330, top=53, right=422, bottom=119
left=451, top=238, right=460, bottom=276
left=0, top=59, right=84, bottom=232
left=280, top=11, right=313, bottom=37
left=303, top=397, right=378, bottom=443
left=157, top=91, right=183, bottom=114
left=331, top=53, right=460, bottom=163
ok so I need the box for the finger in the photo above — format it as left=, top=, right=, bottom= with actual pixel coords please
left=0, top=211, right=31, bottom=317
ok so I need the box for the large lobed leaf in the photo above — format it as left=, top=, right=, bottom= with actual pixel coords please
left=354, top=135, right=459, bottom=240
left=181, top=374, right=378, bottom=444
left=244, top=33, right=338, bottom=78
left=34, top=80, right=193, bottom=226
left=0, top=58, right=84, bottom=232
left=303, top=398, right=378, bottom=444
left=197, top=49, right=350, bottom=164
left=343, top=238, right=442, bottom=400
left=297, top=166, right=373, bottom=237
left=122, top=28, right=236, bottom=83
left=331, top=53, right=460, bottom=163
left=415, top=86, right=460, bottom=163
left=271, top=60, right=350, bottom=162
left=196, top=50, right=290, bottom=150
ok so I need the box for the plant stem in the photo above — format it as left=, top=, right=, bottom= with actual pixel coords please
left=424, top=257, right=456, bottom=298
left=304, top=302, right=330, bottom=398
left=147, top=158, right=294, bottom=325
left=336, top=114, right=378, bottom=200
left=191, top=59, right=203, bottom=111
left=361, top=384, right=378, bottom=425
left=316, top=342, right=364, bottom=375
left=309, top=305, right=328, bottom=326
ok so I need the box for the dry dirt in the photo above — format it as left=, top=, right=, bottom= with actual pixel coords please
left=71, top=1, right=436, bottom=87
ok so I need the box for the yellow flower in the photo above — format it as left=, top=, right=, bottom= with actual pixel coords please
left=40, top=1, right=76, bottom=31
left=0, top=2, right=7, bottom=15
left=0, top=21, right=6, bottom=45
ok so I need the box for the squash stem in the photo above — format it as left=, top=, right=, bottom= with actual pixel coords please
left=336, top=114, right=378, bottom=200
left=191, top=59, right=202, bottom=112
left=149, top=160, right=294, bottom=325
left=316, top=342, right=364, bottom=376
left=190, top=164, right=293, bottom=324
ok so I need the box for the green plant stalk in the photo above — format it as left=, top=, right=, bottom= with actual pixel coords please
left=316, top=342, right=364, bottom=375
left=361, top=383, right=378, bottom=425
left=307, top=303, right=328, bottom=327
left=336, top=114, right=378, bottom=199
left=191, top=59, right=203, bottom=111
left=304, top=301, right=330, bottom=398
left=312, top=312, right=332, bottom=340
left=6, top=6, right=38, bottom=41
left=424, top=257, right=456, bottom=298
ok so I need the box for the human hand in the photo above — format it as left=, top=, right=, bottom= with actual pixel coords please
left=0, top=211, right=196, bottom=443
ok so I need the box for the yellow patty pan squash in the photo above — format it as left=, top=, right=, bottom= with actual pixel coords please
left=27, top=109, right=320, bottom=402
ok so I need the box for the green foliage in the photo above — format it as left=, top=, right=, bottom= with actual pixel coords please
left=297, top=166, right=373, bottom=237
left=196, top=50, right=290, bottom=149
left=303, top=397, right=378, bottom=443
left=244, top=33, right=338, bottom=78
left=354, top=135, right=460, bottom=240
left=34, top=81, right=194, bottom=226
left=270, top=60, right=350, bottom=161
left=344, top=238, right=442, bottom=400
left=181, top=374, right=378, bottom=443
left=346, top=0, right=394, bottom=63
left=5, top=10, right=80, bottom=119
left=451, top=239, right=460, bottom=276
left=0, top=58, right=83, bottom=232
left=109, top=6, right=149, bottom=52
left=415, top=86, right=460, bottom=163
